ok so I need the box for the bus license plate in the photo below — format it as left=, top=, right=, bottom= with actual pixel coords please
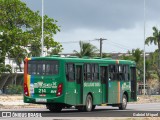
left=36, top=98, right=47, bottom=103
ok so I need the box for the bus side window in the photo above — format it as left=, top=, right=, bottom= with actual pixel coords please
left=119, top=65, right=125, bottom=81
left=123, top=65, right=129, bottom=81
left=32, top=64, right=37, bottom=75
left=93, top=64, right=99, bottom=81
left=84, top=64, right=92, bottom=81
left=66, top=63, right=75, bottom=82
left=109, top=65, right=115, bottom=81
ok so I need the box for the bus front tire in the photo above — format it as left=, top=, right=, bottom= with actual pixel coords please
left=84, top=94, right=93, bottom=112
left=119, top=94, right=127, bottom=110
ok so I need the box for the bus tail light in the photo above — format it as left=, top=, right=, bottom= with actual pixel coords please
left=24, top=83, right=29, bottom=96
left=56, top=83, right=63, bottom=96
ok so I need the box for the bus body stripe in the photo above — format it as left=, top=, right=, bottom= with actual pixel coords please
left=27, top=75, right=31, bottom=96
left=30, top=75, right=34, bottom=96
left=118, top=81, right=120, bottom=103
left=31, top=75, right=34, bottom=84
left=24, top=58, right=28, bottom=84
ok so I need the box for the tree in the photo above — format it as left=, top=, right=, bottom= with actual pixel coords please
left=28, top=15, right=61, bottom=57
left=8, top=46, right=27, bottom=72
left=48, top=44, right=63, bottom=55
left=132, top=49, right=143, bottom=64
left=145, top=26, right=160, bottom=94
left=102, top=53, right=111, bottom=58
left=145, top=26, right=160, bottom=78
left=120, top=49, right=143, bottom=82
left=0, top=0, right=63, bottom=72
left=73, top=41, right=99, bottom=57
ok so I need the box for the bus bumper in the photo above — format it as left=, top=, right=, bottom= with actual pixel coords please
left=23, top=95, right=64, bottom=104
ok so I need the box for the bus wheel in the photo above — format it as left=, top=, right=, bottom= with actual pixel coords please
left=85, top=94, right=93, bottom=112
left=119, top=94, right=127, bottom=110
left=47, top=104, right=62, bottom=112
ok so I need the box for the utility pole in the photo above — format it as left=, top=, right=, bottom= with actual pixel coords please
left=143, top=0, right=146, bottom=95
left=96, top=38, right=107, bottom=58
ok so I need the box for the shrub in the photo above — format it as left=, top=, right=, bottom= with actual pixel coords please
left=6, top=84, right=23, bottom=94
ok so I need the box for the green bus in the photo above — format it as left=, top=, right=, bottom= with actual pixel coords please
left=24, top=56, right=137, bottom=112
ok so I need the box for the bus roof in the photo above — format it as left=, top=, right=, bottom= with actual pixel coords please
left=27, top=56, right=136, bottom=65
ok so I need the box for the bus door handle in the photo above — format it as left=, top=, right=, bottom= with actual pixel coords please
left=99, top=89, right=101, bottom=93
left=74, top=89, right=76, bottom=93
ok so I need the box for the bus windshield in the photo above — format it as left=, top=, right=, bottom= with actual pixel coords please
left=28, top=60, right=59, bottom=75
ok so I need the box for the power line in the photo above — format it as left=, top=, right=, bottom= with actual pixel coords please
left=108, top=42, right=130, bottom=51
left=59, top=39, right=133, bottom=51
left=60, top=39, right=97, bottom=44
left=107, top=40, right=132, bottom=50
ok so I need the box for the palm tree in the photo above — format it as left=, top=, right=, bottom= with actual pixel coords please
left=146, top=26, right=160, bottom=94
left=73, top=41, right=99, bottom=58
left=145, top=27, right=160, bottom=68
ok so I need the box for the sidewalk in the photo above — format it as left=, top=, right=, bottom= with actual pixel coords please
left=0, top=95, right=45, bottom=109
left=0, top=100, right=29, bottom=105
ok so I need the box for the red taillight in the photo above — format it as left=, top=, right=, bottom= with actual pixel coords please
left=24, top=83, right=29, bottom=96
left=56, top=83, right=63, bottom=96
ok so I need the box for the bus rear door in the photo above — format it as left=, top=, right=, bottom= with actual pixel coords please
left=75, top=65, right=83, bottom=104
left=100, top=66, right=109, bottom=103
left=66, top=63, right=77, bottom=105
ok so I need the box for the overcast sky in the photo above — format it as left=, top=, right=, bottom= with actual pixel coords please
left=21, top=0, right=159, bottom=53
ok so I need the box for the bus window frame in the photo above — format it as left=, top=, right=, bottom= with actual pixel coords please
left=84, top=63, right=92, bottom=81
left=66, top=63, right=75, bottom=82
left=109, top=64, right=130, bottom=81
left=84, top=63, right=100, bottom=82
left=123, top=65, right=130, bottom=81
left=92, top=64, right=99, bottom=81
left=28, top=60, right=59, bottom=76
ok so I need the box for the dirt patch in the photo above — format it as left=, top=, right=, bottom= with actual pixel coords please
left=0, top=94, right=45, bottom=109
left=0, top=95, right=23, bottom=102
left=132, top=95, right=160, bottom=104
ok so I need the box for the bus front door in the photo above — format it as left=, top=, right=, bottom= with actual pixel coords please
left=131, top=67, right=137, bottom=101
left=100, top=66, right=109, bottom=103
left=76, top=65, right=83, bottom=104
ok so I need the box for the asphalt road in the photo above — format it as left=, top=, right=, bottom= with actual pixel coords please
left=0, top=103, right=160, bottom=119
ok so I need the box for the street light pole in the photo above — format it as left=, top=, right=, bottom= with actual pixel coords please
left=143, top=0, right=146, bottom=95
left=41, top=0, right=44, bottom=57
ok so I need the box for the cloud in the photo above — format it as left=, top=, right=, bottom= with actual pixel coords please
left=45, top=0, right=145, bottom=31
left=22, top=0, right=160, bottom=31
left=55, top=22, right=156, bottom=53
left=21, top=0, right=159, bottom=53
